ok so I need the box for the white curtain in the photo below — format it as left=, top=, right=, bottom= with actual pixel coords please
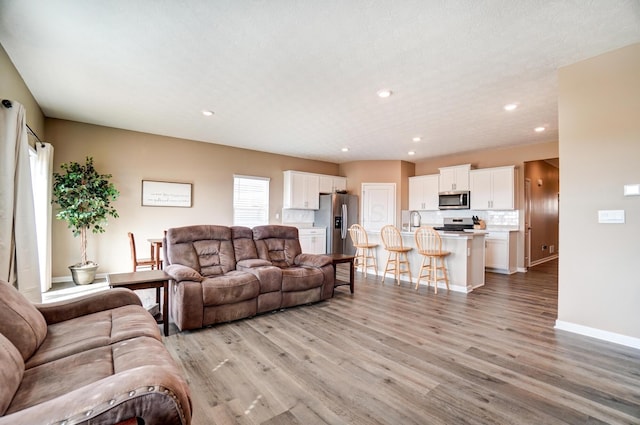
left=0, top=100, right=41, bottom=302
left=30, top=142, right=54, bottom=293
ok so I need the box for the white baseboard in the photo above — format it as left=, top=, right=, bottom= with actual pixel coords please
left=51, top=272, right=108, bottom=284
left=555, top=320, right=640, bottom=350
left=517, top=267, right=527, bottom=273
left=529, top=255, right=558, bottom=267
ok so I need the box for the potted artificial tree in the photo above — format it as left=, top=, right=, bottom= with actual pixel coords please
left=52, top=157, right=119, bottom=285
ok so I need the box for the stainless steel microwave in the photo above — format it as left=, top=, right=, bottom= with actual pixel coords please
left=438, top=191, right=470, bottom=210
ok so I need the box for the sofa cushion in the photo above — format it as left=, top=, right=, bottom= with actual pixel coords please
left=0, top=333, right=24, bottom=415
left=252, top=225, right=302, bottom=268
left=0, top=280, right=47, bottom=361
left=25, top=304, right=161, bottom=369
left=243, top=265, right=283, bottom=293
left=5, top=336, right=184, bottom=417
left=231, top=226, right=259, bottom=261
left=166, top=225, right=236, bottom=276
left=281, top=267, right=324, bottom=292
left=201, top=271, right=260, bottom=306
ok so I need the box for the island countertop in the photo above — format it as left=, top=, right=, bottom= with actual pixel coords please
left=366, top=229, right=486, bottom=293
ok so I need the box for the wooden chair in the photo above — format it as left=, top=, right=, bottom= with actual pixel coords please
left=380, top=225, right=412, bottom=285
left=414, top=226, right=450, bottom=293
left=348, top=224, right=378, bottom=276
left=128, top=232, right=160, bottom=272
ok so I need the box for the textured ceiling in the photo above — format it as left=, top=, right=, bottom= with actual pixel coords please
left=1, top=1, right=639, bottom=163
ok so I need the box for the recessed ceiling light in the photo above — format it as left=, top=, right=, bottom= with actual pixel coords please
left=377, top=89, right=392, bottom=98
left=534, top=126, right=546, bottom=132
left=408, top=151, right=416, bottom=156
left=412, top=137, right=421, bottom=142
left=341, top=147, right=349, bottom=152
left=503, top=103, right=518, bottom=111
left=201, top=110, right=214, bottom=116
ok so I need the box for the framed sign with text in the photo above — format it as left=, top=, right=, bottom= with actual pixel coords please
left=141, top=180, right=192, bottom=207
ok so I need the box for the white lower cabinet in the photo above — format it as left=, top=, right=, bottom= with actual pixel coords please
left=485, top=231, right=517, bottom=274
left=298, top=228, right=326, bottom=254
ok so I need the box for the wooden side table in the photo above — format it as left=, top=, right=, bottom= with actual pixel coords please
left=107, top=269, right=170, bottom=336
left=327, top=253, right=355, bottom=294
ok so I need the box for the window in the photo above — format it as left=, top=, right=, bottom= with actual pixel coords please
left=233, top=175, right=270, bottom=227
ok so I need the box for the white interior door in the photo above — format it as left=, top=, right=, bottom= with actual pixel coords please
left=361, top=183, right=396, bottom=231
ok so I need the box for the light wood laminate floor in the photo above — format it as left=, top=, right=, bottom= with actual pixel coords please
left=163, top=261, right=640, bottom=424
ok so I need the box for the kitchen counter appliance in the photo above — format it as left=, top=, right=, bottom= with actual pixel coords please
left=438, top=190, right=470, bottom=210
left=433, top=217, right=475, bottom=232
left=314, top=193, right=358, bottom=255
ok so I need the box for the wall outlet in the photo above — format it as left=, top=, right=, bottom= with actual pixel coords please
left=549, top=245, right=555, bottom=254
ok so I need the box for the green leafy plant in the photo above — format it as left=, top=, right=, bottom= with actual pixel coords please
left=52, top=157, right=120, bottom=266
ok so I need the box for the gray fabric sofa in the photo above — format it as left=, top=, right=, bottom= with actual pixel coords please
left=0, top=279, right=192, bottom=425
left=164, top=225, right=334, bottom=331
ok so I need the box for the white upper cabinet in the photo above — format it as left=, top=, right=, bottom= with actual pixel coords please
left=283, top=171, right=320, bottom=209
left=439, top=164, right=471, bottom=192
left=469, top=165, right=515, bottom=210
left=318, top=174, right=347, bottom=194
left=409, top=174, right=439, bottom=210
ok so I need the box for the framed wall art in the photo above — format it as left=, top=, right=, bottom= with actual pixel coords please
left=141, top=180, right=192, bottom=207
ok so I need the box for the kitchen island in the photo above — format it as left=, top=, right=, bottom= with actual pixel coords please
left=366, top=229, right=486, bottom=293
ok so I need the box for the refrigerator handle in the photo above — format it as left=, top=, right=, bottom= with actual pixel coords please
left=341, top=204, right=347, bottom=239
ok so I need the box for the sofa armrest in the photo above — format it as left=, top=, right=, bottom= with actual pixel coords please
left=294, top=253, right=332, bottom=268
left=165, top=264, right=203, bottom=283
left=35, top=288, right=142, bottom=325
left=0, top=365, right=192, bottom=425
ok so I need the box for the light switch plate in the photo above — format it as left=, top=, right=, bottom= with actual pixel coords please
left=624, top=184, right=640, bottom=196
left=598, top=210, right=625, bottom=224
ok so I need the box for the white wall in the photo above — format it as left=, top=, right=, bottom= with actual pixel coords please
left=557, top=43, right=640, bottom=346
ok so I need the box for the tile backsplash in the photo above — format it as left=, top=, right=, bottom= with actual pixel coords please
left=418, top=209, right=519, bottom=227
left=282, top=209, right=315, bottom=225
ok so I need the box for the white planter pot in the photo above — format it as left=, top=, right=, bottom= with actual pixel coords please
left=69, top=263, right=99, bottom=285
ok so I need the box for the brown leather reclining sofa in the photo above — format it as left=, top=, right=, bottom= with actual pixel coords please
left=0, top=279, right=192, bottom=425
left=164, top=225, right=334, bottom=331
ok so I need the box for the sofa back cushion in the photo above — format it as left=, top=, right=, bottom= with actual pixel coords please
left=231, top=226, right=258, bottom=261
left=166, top=225, right=236, bottom=277
left=0, top=332, right=24, bottom=415
left=252, top=225, right=302, bottom=268
left=0, top=280, right=47, bottom=361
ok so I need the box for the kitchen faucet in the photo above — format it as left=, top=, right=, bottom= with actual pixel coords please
left=409, top=210, right=421, bottom=229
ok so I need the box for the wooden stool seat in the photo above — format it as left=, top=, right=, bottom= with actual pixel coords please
left=380, top=225, right=412, bottom=285
left=414, top=226, right=450, bottom=293
left=349, top=224, right=378, bottom=276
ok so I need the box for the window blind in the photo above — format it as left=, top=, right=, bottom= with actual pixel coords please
left=233, top=175, right=270, bottom=227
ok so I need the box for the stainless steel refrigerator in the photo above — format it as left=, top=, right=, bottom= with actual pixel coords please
left=314, top=193, right=358, bottom=255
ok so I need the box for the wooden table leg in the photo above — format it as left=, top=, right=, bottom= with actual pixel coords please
left=162, top=280, right=169, bottom=337
left=349, top=257, right=354, bottom=294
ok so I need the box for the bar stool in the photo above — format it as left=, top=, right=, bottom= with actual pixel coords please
left=380, top=225, right=412, bottom=285
left=414, top=226, right=450, bottom=293
left=128, top=232, right=160, bottom=272
left=348, top=224, right=378, bottom=276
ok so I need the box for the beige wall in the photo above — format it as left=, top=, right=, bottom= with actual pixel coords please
left=558, top=43, right=640, bottom=341
left=0, top=43, right=44, bottom=141
left=524, top=160, right=559, bottom=264
left=46, top=119, right=338, bottom=277
left=339, top=160, right=415, bottom=225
